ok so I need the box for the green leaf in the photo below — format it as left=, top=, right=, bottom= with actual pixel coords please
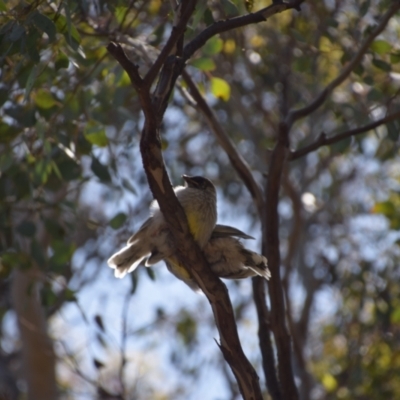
left=0, top=122, right=20, bottom=143
left=367, top=88, right=383, bottom=102
left=109, top=212, right=127, bottom=229
left=203, top=8, right=214, bottom=26
left=91, top=156, right=111, bottom=182
left=24, top=65, right=37, bottom=102
left=31, top=239, right=47, bottom=268
left=203, top=36, right=223, bottom=56
left=31, top=11, right=56, bottom=42
left=372, top=200, right=395, bottom=218
left=331, top=136, right=352, bottom=154
left=17, top=221, right=36, bottom=237
left=390, top=52, right=400, bottom=64
left=191, top=2, right=208, bottom=28
left=122, top=178, right=137, bottom=194
left=210, top=77, right=231, bottom=101
left=291, top=28, right=307, bottom=43
left=49, top=241, right=75, bottom=272
left=44, top=219, right=66, bottom=240
left=245, top=0, right=254, bottom=12
left=221, top=0, right=239, bottom=17
left=65, top=288, right=77, bottom=302
left=55, top=52, right=69, bottom=70
left=8, top=24, right=25, bottom=42
left=387, top=121, right=400, bottom=142
left=35, top=89, right=58, bottom=109
left=115, top=6, right=128, bottom=25
left=190, top=57, right=216, bottom=71
left=372, top=59, right=391, bottom=72
left=84, top=121, right=108, bottom=147
left=370, top=40, right=391, bottom=55
left=360, top=0, right=370, bottom=16
left=57, top=156, right=81, bottom=181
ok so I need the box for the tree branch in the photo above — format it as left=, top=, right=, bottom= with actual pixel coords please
left=252, top=277, right=282, bottom=400
left=182, top=70, right=284, bottom=399
left=287, top=2, right=400, bottom=126
left=183, top=0, right=305, bottom=63
left=182, top=70, right=265, bottom=214
left=106, top=42, right=143, bottom=89
left=290, top=109, right=400, bottom=160
left=143, top=0, right=198, bottom=88
left=265, top=122, right=299, bottom=400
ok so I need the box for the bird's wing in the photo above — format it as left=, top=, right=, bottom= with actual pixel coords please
left=211, top=224, right=255, bottom=240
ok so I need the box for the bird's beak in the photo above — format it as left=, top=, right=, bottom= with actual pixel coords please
left=182, top=175, right=197, bottom=187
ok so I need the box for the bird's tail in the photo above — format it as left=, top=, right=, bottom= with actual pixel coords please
left=107, top=240, right=149, bottom=278
left=241, top=249, right=271, bottom=280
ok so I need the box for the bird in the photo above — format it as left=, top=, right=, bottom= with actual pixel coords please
left=108, top=175, right=217, bottom=280
left=165, top=224, right=270, bottom=291
left=108, top=175, right=270, bottom=291
left=204, top=226, right=270, bottom=280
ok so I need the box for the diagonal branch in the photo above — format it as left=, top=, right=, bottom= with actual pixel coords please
left=287, top=2, right=400, bottom=126
left=143, top=0, right=198, bottom=88
left=181, top=70, right=264, bottom=214
left=106, top=42, right=143, bottom=89
left=290, top=109, right=400, bottom=160
left=183, top=0, right=305, bottom=62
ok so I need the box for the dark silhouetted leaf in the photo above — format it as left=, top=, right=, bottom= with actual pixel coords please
left=109, top=212, right=127, bottom=229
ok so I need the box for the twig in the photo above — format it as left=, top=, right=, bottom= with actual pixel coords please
left=287, top=2, right=400, bottom=126
left=290, top=109, right=400, bottom=160
left=183, top=0, right=305, bottom=62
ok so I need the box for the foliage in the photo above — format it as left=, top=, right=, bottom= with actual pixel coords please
left=0, top=0, right=400, bottom=399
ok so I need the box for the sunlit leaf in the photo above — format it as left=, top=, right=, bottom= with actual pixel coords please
left=35, top=89, right=58, bottom=109
left=371, top=40, right=391, bottom=55
left=211, top=77, right=231, bottom=101
left=321, top=373, right=338, bottom=392
left=84, top=121, right=108, bottom=147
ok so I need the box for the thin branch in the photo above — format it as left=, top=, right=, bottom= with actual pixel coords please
left=183, top=0, right=305, bottom=63
left=182, top=70, right=264, bottom=214
left=287, top=2, right=400, bottom=126
left=290, top=109, right=400, bottom=160
left=143, top=0, right=197, bottom=88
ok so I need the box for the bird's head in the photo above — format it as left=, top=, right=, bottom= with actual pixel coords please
left=182, top=175, right=215, bottom=193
